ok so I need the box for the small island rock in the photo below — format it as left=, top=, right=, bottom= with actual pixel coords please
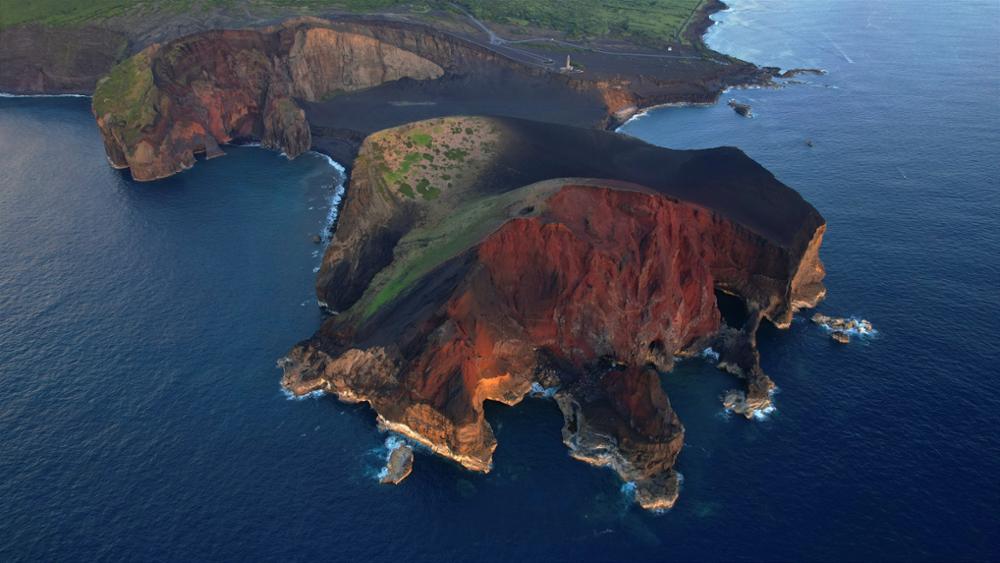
left=728, top=99, right=752, bottom=117
left=380, top=443, right=414, bottom=485
left=811, top=313, right=874, bottom=343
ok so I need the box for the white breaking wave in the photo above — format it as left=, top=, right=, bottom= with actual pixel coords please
left=752, top=404, right=777, bottom=421
left=615, top=109, right=650, bottom=130
left=700, top=347, right=721, bottom=362
left=529, top=382, right=559, bottom=398
left=308, top=151, right=348, bottom=245
left=281, top=387, right=325, bottom=401
left=620, top=481, right=637, bottom=499
left=0, top=92, right=91, bottom=98
left=615, top=100, right=716, bottom=132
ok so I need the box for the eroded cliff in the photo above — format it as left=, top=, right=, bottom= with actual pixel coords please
left=281, top=116, right=825, bottom=510
left=92, top=20, right=445, bottom=180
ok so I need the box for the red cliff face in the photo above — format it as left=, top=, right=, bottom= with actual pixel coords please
left=93, top=21, right=445, bottom=181
left=278, top=116, right=825, bottom=509
left=283, top=175, right=825, bottom=509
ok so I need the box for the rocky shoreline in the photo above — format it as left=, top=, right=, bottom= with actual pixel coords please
left=10, top=4, right=830, bottom=511
left=279, top=116, right=826, bottom=509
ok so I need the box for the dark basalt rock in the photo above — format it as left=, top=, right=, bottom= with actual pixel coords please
left=779, top=68, right=827, bottom=79
left=728, top=99, right=753, bottom=117
left=380, top=443, right=414, bottom=485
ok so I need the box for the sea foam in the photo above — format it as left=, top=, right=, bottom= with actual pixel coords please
left=0, top=92, right=91, bottom=98
left=530, top=382, right=559, bottom=398
left=374, top=435, right=409, bottom=482
left=281, top=387, right=325, bottom=401
left=309, top=151, right=347, bottom=244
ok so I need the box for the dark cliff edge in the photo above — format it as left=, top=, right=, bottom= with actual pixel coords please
left=280, top=116, right=826, bottom=510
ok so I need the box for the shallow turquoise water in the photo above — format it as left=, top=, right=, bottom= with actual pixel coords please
left=2, top=0, right=999, bottom=560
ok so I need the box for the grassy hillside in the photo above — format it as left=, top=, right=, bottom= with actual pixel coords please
left=1, top=0, right=706, bottom=45
left=92, top=49, right=159, bottom=146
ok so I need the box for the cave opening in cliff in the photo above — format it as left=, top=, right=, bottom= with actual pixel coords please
left=715, top=289, right=749, bottom=328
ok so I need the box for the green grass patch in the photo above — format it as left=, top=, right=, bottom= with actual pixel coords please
left=360, top=187, right=536, bottom=318
left=2, top=0, right=706, bottom=47
left=459, top=0, right=704, bottom=45
left=92, top=51, right=159, bottom=147
left=409, top=131, right=432, bottom=147
left=444, top=148, right=468, bottom=162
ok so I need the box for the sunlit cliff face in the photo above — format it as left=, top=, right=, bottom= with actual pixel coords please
left=278, top=114, right=824, bottom=510
left=94, top=22, right=443, bottom=181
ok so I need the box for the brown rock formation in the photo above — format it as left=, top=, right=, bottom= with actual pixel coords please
left=281, top=116, right=825, bottom=509
left=93, top=20, right=445, bottom=181
left=379, top=442, right=414, bottom=485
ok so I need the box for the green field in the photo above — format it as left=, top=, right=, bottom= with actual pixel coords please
left=0, top=0, right=401, bottom=28
left=1, top=0, right=705, bottom=45
left=462, top=0, right=704, bottom=44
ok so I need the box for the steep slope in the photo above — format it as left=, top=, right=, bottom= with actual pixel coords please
left=92, top=20, right=445, bottom=180
left=281, top=116, right=826, bottom=510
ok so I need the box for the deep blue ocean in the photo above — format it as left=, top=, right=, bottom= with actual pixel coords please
left=1, top=1, right=998, bottom=560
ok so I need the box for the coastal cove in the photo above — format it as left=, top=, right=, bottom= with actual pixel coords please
left=1, top=1, right=998, bottom=562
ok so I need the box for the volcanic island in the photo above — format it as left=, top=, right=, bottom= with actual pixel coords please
left=7, top=3, right=827, bottom=510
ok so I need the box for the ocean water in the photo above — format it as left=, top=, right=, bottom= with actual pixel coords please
left=1, top=1, right=998, bottom=561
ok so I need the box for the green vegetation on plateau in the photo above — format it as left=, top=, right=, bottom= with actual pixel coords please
left=365, top=117, right=498, bottom=205
left=2, top=0, right=705, bottom=45
left=461, top=0, right=704, bottom=44
left=347, top=117, right=519, bottom=319
left=0, top=0, right=402, bottom=28
left=92, top=51, right=158, bottom=147
left=359, top=183, right=550, bottom=320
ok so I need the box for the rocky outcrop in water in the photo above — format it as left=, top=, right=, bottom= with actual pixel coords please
left=728, top=99, right=752, bottom=117
left=779, top=68, right=826, bottom=79
left=812, top=313, right=874, bottom=343
left=281, top=116, right=826, bottom=510
left=379, top=442, right=414, bottom=485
